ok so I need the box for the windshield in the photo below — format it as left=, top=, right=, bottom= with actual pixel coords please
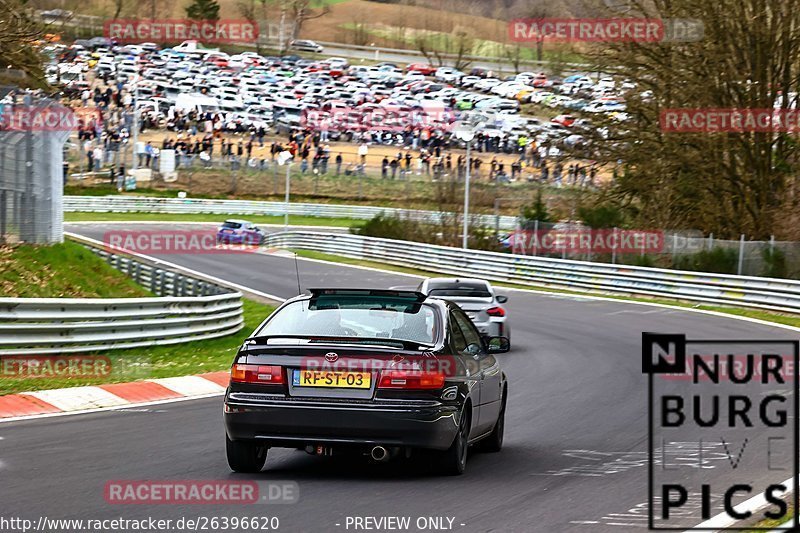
left=221, top=221, right=242, bottom=229
left=427, top=282, right=491, bottom=298
left=257, top=298, right=438, bottom=345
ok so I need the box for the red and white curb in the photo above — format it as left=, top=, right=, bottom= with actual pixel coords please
left=0, top=371, right=229, bottom=422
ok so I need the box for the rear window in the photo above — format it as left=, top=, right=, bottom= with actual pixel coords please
left=221, top=221, right=242, bottom=229
left=257, top=297, right=439, bottom=345
left=427, top=282, right=491, bottom=298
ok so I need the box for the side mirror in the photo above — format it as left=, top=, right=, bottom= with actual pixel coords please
left=495, top=295, right=508, bottom=304
left=486, top=336, right=510, bottom=354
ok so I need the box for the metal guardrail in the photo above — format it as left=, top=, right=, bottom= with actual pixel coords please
left=0, top=238, right=244, bottom=355
left=64, top=195, right=520, bottom=230
left=264, top=231, right=800, bottom=315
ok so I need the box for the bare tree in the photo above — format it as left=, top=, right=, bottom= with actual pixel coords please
left=448, top=28, right=474, bottom=71
left=0, top=0, right=46, bottom=87
left=112, top=0, right=127, bottom=20
left=287, top=0, right=330, bottom=41
left=503, top=44, right=525, bottom=74
left=350, top=17, right=369, bottom=46
left=588, top=0, right=800, bottom=239
left=237, top=0, right=261, bottom=52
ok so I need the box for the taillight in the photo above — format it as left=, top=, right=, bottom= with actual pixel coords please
left=486, top=307, right=506, bottom=317
left=230, top=364, right=285, bottom=384
left=378, top=370, right=445, bottom=390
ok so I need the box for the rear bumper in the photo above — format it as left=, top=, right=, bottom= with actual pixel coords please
left=472, top=318, right=507, bottom=338
left=224, top=393, right=460, bottom=451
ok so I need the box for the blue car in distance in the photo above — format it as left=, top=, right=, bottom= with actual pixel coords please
left=216, top=219, right=266, bottom=245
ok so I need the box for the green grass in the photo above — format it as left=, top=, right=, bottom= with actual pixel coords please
left=64, top=211, right=362, bottom=228
left=292, top=249, right=800, bottom=329
left=0, top=241, right=151, bottom=298
left=342, top=23, right=587, bottom=65
left=746, top=507, right=793, bottom=531
left=1, top=298, right=275, bottom=395
left=64, top=185, right=176, bottom=197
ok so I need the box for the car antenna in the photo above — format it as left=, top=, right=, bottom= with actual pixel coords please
left=294, top=252, right=302, bottom=295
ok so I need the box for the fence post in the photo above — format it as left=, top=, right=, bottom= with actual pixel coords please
left=708, top=233, right=714, bottom=250
left=672, top=233, right=678, bottom=263
left=737, top=234, right=745, bottom=275
left=532, top=219, right=539, bottom=256
left=611, top=227, right=617, bottom=264
left=770, top=235, right=775, bottom=255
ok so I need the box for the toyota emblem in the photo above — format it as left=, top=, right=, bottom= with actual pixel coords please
left=325, top=352, right=339, bottom=362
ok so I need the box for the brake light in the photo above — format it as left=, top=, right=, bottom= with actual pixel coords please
left=378, top=370, right=445, bottom=390
left=486, top=307, right=506, bottom=317
left=230, top=364, right=285, bottom=384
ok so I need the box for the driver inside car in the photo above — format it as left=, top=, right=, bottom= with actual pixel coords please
left=305, top=305, right=355, bottom=337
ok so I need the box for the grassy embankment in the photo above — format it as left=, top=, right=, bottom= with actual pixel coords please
left=0, top=241, right=275, bottom=394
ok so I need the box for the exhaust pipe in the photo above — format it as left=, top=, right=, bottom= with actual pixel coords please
left=370, top=446, right=390, bottom=462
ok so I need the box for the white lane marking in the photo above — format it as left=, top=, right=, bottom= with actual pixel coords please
left=256, top=248, right=297, bottom=258
left=24, top=387, right=129, bottom=412
left=148, top=376, right=226, bottom=396
left=683, top=475, right=795, bottom=531
left=66, top=221, right=346, bottom=230
left=263, top=249, right=800, bottom=334
left=605, top=309, right=664, bottom=316
left=0, top=393, right=224, bottom=424
left=498, top=288, right=800, bottom=333
left=61, top=223, right=800, bottom=528
left=64, top=232, right=288, bottom=304
left=290, top=255, right=424, bottom=279
left=224, top=241, right=800, bottom=532
left=69, top=224, right=800, bottom=335
left=66, top=221, right=217, bottom=226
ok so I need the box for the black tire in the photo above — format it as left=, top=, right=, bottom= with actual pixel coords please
left=439, top=408, right=470, bottom=475
left=226, top=435, right=268, bottom=473
left=478, top=393, right=505, bottom=453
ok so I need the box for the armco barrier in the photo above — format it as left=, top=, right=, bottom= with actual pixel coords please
left=0, top=238, right=244, bottom=356
left=63, top=195, right=519, bottom=230
left=264, top=231, right=800, bottom=315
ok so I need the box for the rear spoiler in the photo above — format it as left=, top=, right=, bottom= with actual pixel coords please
left=308, top=288, right=427, bottom=302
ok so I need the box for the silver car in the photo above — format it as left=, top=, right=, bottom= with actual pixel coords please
left=418, top=278, right=510, bottom=346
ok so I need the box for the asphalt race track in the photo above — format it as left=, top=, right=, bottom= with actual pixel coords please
left=2, top=222, right=797, bottom=532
